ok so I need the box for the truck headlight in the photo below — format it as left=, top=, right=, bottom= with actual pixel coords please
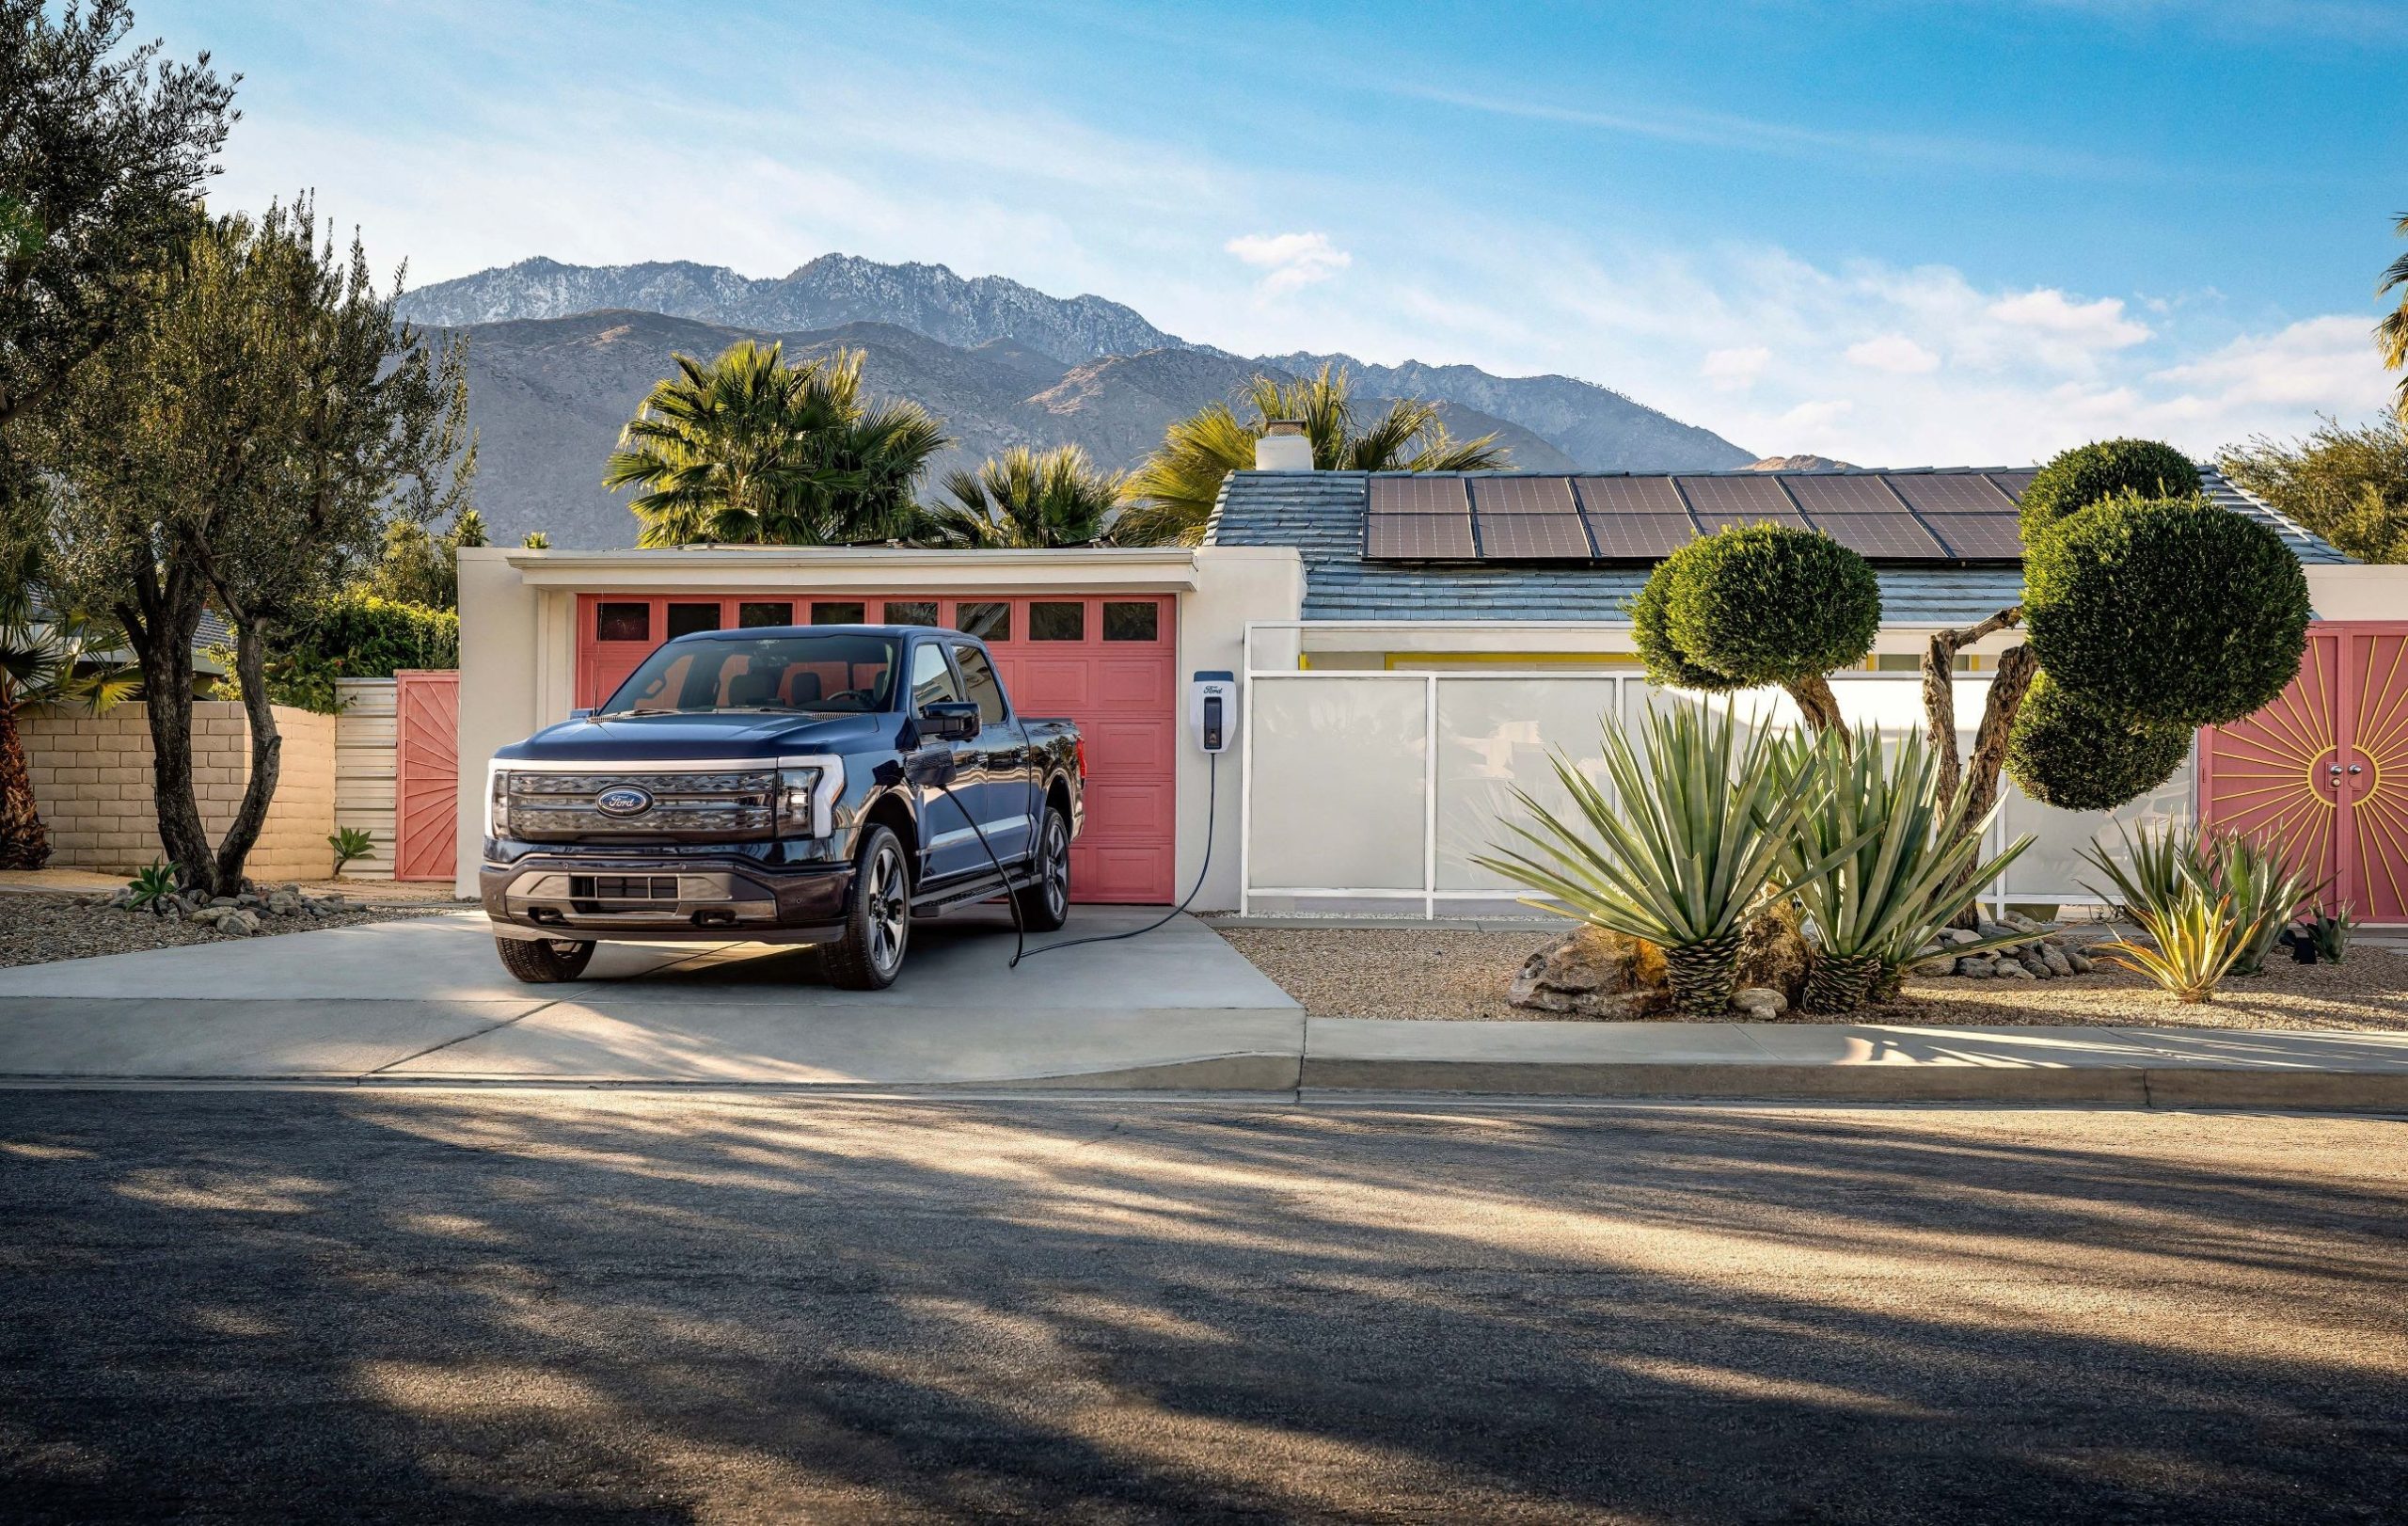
left=777, top=766, right=824, bottom=836
left=488, top=769, right=511, bottom=838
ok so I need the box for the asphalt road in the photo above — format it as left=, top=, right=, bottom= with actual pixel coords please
left=3, top=1091, right=2404, bottom=1525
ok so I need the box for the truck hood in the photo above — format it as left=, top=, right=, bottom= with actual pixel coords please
left=495, top=710, right=883, bottom=764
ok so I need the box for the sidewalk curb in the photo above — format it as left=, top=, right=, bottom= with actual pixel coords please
left=1294, top=1057, right=2408, bottom=1111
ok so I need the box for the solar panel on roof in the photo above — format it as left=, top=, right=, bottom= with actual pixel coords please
left=1476, top=514, right=1594, bottom=559
left=1782, top=474, right=1915, bottom=517
left=1585, top=514, right=1700, bottom=559
left=1573, top=476, right=1689, bottom=517
left=1804, top=514, right=1947, bottom=559
left=1884, top=473, right=2018, bottom=517
left=1470, top=477, right=1578, bottom=516
left=1369, top=476, right=1470, bottom=515
left=1677, top=474, right=1807, bottom=529
left=1986, top=470, right=2037, bottom=501
left=1365, top=513, right=1477, bottom=560
left=1920, top=515, right=2024, bottom=560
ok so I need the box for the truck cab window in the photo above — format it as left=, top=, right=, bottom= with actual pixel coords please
left=909, top=644, right=963, bottom=713
left=954, top=644, right=1007, bottom=724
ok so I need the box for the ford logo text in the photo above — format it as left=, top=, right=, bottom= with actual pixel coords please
left=594, top=785, right=655, bottom=818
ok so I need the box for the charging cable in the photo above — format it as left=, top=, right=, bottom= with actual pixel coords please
left=927, top=751, right=1219, bottom=970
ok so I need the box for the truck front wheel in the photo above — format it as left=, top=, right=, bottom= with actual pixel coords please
left=495, top=935, right=595, bottom=983
left=825, top=823, right=911, bottom=990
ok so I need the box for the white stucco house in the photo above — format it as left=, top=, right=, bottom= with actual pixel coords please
left=452, top=449, right=2407, bottom=922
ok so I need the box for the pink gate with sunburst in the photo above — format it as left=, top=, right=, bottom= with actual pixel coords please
left=2199, top=621, right=2408, bottom=925
left=393, top=669, right=460, bottom=883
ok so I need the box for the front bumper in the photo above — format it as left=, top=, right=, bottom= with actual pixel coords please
left=481, top=851, right=852, bottom=944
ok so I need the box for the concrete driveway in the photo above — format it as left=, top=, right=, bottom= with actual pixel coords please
left=0, top=908, right=1304, bottom=1088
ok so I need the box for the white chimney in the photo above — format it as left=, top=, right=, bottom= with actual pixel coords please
left=1254, top=418, right=1313, bottom=471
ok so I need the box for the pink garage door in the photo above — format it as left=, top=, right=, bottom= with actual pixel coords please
left=573, top=594, right=1177, bottom=904
left=393, top=669, right=460, bottom=882
left=2200, top=621, right=2408, bottom=925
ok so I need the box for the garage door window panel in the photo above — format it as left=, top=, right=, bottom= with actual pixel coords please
left=1030, top=601, right=1086, bottom=642
left=954, top=602, right=1011, bottom=643
left=884, top=600, right=940, bottom=627
left=595, top=602, right=651, bottom=643
left=1103, top=601, right=1161, bottom=642
left=738, top=601, right=793, bottom=628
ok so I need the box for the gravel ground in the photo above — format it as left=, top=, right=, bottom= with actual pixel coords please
left=1214, top=924, right=2408, bottom=1030
left=0, top=893, right=453, bottom=970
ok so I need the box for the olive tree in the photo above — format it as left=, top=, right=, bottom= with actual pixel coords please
left=0, top=0, right=235, bottom=509
left=44, top=199, right=472, bottom=895
left=1629, top=522, right=1880, bottom=740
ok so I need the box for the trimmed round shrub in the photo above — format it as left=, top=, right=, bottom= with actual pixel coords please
left=2024, top=495, right=2309, bottom=728
left=2018, top=438, right=2202, bottom=541
left=1628, top=550, right=1741, bottom=691
left=1660, top=524, right=1880, bottom=688
left=2004, top=675, right=2191, bottom=811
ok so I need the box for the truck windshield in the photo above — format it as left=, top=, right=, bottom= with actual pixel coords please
left=598, top=633, right=900, bottom=716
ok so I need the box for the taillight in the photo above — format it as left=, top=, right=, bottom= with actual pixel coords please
left=1073, top=739, right=1086, bottom=779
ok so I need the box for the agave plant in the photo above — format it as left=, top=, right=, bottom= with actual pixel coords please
left=1778, top=726, right=2035, bottom=1014
left=2076, top=822, right=2206, bottom=923
left=1475, top=703, right=1860, bottom=1016
left=2090, top=881, right=2247, bottom=1003
left=2211, top=833, right=2324, bottom=976
left=2309, top=902, right=2357, bottom=963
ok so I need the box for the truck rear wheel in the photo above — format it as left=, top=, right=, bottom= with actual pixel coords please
left=825, top=823, right=910, bottom=991
left=495, top=935, right=595, bottom=983
left=1013, top=806, right=1071, bottom=932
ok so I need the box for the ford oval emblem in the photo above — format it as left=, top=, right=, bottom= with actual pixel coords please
left=594, top=785, right=655, bottom=818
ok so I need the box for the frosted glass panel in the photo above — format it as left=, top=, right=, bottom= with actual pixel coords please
left=2000, top=747, right=2195, bottom=901
left=1249, top=679, right=1426, bottom=890
left=1436, top=677, right=1624, bottom=892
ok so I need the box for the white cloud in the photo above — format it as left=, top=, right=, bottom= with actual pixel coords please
left=1226, top=231, right=1353, bottom=295
left=1844, top=334, right=1941, bottom=374
left=1985, top=288, right=2152, bottom=363
left=1701, top=345, right=1772, bottom=389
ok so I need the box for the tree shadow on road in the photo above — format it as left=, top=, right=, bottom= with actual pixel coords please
left=3, top=1094, right=2404, bottom=1523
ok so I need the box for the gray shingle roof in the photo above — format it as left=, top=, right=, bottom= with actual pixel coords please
left=1203, top=468, right=2349, bottom=626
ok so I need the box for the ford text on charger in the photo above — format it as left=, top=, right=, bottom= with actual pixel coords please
left=482, top=625, right=1082, bottom=990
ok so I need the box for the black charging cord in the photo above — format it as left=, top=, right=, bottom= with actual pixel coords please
left=928, top=751, right=1219, bottom=970
left=1016, top=750, right=1215, bottom=964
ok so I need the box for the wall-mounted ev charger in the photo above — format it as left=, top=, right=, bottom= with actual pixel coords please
left=1189, top=670, right=1237, bottom=755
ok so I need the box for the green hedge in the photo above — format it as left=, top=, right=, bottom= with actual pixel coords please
left=2024, top=495, right=2308, bottom=728
left=287, top=593, right=459, bottom=676
left=2004, top=675, right=2192, bottom=811
left=1628, top=551, right=1740, bottom=691
left=1659, top=524, right=1880, bottom=688
left=2018, top=438, right=2202, bottom=541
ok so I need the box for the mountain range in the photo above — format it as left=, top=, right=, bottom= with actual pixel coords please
left=397, top=255, right=1756, bottom=548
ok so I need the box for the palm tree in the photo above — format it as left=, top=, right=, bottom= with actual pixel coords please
left=923, top=445, right=1126, bottom=548
left=1116, top=363, right=1510, bottom=546
left=604, top=342, right=948, bottom=546
left=2382, top=212, right=2408, bottom=413
left=0, top=548, right=138, bottom=868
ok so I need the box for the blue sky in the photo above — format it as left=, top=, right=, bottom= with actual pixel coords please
left=150, top=0, right=2407, bottom=464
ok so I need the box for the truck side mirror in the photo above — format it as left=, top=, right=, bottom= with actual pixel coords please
left=920, top=701, right=981, bottom=741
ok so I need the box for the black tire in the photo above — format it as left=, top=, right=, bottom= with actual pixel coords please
left=1013, top=806, right=1071, bottom=932
left=825, top=823, right=911, bottom=991
left=495, top=935, right=594, bottom=983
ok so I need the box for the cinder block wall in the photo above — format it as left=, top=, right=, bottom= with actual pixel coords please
left=21, top=702, right=338, bottom=882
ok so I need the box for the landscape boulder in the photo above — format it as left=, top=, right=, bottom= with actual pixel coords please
left=1509, top=926, right=1671, bottom=1019
left=1732, top=898, right=1812, bottom=1009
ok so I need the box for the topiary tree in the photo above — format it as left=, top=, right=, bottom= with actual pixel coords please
left=2017, top=437, right=2202, bottom=542
left=2024, top=494, right=2310, bottom=726
left=2004, top=675, right=2193, bottom=811
left=1630, top=524, right=1880, bottom=739
left=1913, top=444, right=2309, bottom=925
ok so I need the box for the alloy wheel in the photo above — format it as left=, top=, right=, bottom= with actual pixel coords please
left=867, top=843, right=907, bottom=974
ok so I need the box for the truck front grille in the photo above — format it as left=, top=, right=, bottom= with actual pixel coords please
left=505, top=770, right=778, bottom=843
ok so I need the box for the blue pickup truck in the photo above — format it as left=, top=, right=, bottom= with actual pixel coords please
left=482, top=625, right=1083, bottom=989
